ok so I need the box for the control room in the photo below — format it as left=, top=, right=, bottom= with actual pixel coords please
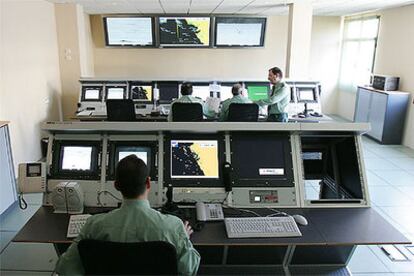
left=1, top=0, right=414, bottom=275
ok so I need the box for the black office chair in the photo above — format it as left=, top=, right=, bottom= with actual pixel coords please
left=171, top=102, right=203, bottom=122
left=106, top=99, right=136, bottom=121
left=78, top=239, right=178, bottom=275
left=227, top=103, right=259, bottom=122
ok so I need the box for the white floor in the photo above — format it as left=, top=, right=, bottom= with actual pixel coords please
left=0, top=136, right=413, bottom=275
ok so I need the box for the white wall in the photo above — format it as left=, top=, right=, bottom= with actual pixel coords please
left=0, top=0, right=62, bottom=169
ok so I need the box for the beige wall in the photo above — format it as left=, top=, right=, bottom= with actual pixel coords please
left=0, top=0, right=62, bottom=169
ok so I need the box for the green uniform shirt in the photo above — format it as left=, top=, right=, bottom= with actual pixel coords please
left=168, top=95, right=215, bottom=121
left=55, top=200, right=200, bottom=276
left=256, top=81, right=290, bottom=115
left=219, top=95, right=252, bottom=121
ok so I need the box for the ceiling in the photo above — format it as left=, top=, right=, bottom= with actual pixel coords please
left=47, top=0, right=414, bottom=16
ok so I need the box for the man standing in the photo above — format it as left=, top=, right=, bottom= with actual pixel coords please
left=255, top=67, right=290, bottom=122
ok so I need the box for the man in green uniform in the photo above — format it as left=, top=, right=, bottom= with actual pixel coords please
left=219, top=83, right=252, bottom=121
left=255, top=67, right=290, bottom=122
left=55, top=156, right=200, bottom=276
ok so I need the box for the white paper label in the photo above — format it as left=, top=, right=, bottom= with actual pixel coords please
left=259, top=168, right=284, bottom=175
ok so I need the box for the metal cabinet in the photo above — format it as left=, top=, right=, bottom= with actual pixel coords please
left=354, top=86, right=410, bottom=144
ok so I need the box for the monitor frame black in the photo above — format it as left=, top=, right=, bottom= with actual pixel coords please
left=50, top=140, right=101, bottom=180
left=296, top=86, right=318, bottom=103
left=129, top=82, right=154, bottom=104
left=81, top=86, right=103, bottom=102
left=163, top=133, right=225, bottom=188
left=157, top=81, right=180, bottom=104
left=103, top=16, right=156, bottom=48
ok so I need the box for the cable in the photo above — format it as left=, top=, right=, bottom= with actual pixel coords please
left=97, top=191, right=122, bottom=206
left=265, top=207, right=288, bottom=217
left=18, top=194, right=28, bottom=210
left=222, top=205, right=261, bottom=217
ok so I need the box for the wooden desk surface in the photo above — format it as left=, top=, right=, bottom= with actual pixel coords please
left=13, top=206, right=410, bottom=246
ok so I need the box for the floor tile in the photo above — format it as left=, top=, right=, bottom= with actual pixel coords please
left=370, top=245, right=414, bottom=273
left=0, top=205, right=40, bottom=232
left=396, top=147, right=414, bottom=158
left=371, top=170, right=414, bottom=187
left=348, top=245, right=390, bottom=273
left=369, top=186, right=414, bottom=207
left=366, top=171, right=390, bottom=186
left=379, top=207, right=414, bottom=234
left=363, top=148, right=380, bottom=158
left=373, top=147, right=412, bottom=158
left=388, top=158, right=414, bottom=171
left=364, top=158, right=400, bottom=170
left=396, top=186, right=414, bottom=201
left=21, top=193, right=43, bottom=205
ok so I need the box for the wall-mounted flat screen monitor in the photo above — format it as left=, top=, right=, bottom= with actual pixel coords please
left=296, top=86, right=318, bottom=103
left=130, top=82, right=153, bottom=103
left=245, top=82, right=270, bottom=101
left=82, top=86, right=102, bottom=101
left=159, top=17, right=210, bottom=47
left=106, top=86, right=127, bottom=100
left=51, top=140, right=101, bottom=180
left=158, top=82, right=180, bottom=104
left=215, top=17, right=266, bottom=47
left=104, top=17, right=154, bottom=47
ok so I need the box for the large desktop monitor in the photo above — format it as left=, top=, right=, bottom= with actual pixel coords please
left=215, top=17, right=266, bottom=47
left=50, top=140, right=101, bottom=180
left=108, top=141, right=157, bottom=180
left=185, top=83, right=212, bottom=101
left=106, top=86, right=127, bottom=100
left=130, top=82, right=153, bottom=103
left=164, top=134, right=225, bottom=187
left=245, top=82, right=270, bottom=101
left=103, top=17, right=154, bottom=47
left=296, top=86, right=318, bottom=103
left=81, top=86, right=103, bottom=102
left=230, top=133, right=294, bottom=187
left=159, top=17, right=210, bottom=47
left=157, top=82, right=180, bottom=104
left=219, top=83, right=235, bottom=102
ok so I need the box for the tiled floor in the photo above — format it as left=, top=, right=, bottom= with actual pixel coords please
left=1, top=136, right=413, bottom=275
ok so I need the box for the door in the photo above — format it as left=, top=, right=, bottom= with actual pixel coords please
left=368, top=92, right=388, bottom=141
left=354, top=88, right=371, bottom=122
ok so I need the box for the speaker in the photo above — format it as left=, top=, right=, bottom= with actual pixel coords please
left=223, top=162, right=234, bottom=192
left=66, top=182, right=84, bottom=214
left=52, top=182, right=68, bottom=213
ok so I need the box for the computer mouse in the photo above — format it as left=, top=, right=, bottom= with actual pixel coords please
left=292, top=214, right=308, bottom=226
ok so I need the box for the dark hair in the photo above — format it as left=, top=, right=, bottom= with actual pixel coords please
left=231, top=83, right=242, bottom=95
left=115, top=155, right=149, bottom=198
left=269, top=67, right=283, bottom=79
left=181, top=82, right=193, bottom=96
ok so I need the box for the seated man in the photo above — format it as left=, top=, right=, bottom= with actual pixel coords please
left=219, top=83, right=252, bottom=121
left=55, top=155, right=200, bottom=275
left=168, top=82, right=215, bottom=121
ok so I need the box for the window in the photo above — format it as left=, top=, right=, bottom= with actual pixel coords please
left=339, top=17, right=380, bottom=91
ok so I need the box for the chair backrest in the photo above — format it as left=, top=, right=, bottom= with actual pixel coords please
left=171, top=102, right=203, bottom=122
left=106, top=99, right=136, bottom=122
left=227, top=103, right=259, bottom=122
left=78, top=239, right=178, bottom=275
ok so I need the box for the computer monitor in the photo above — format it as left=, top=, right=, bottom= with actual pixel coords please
left=157, top=82, right=179, bottom=104
left=230, top=133, right=294, bottom=187
left=296, top=86, right=318, bottom=103
left=219, top=84, right=234, bottom=102
left=106, top=86, right=127, bottom=100
left=104, top=17, right=154, bottom=47
left=215, top=17, right=266, bottom=47
left=187, top=83, right=211, bottom=101
left=82, top=86, right=102, bottom=102
left=130, top=82, right=153, bottom=103
left=159, top=17, right=210, bottom=47
left=108, top=141, right=157, bottom=180
left=164, top=134, right=225, bottom=187
left=245, top=82, right=269, bottom=101
left=51, top=141, right=101, bottom=180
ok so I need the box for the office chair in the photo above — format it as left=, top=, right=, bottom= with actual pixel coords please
left=171, top=102, right=203, bottom=122
left=227, top=103, right=259, bottom=122
left=78, top=239, right=178, bottom=275
left=106, top=99, right=136, bottom=121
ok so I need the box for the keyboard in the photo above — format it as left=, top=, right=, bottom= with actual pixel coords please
left=224, top=216, right=302, bottom=238
left=67, top=214, right=92, bottom=238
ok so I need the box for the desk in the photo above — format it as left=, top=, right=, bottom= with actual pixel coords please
left=13, top=206, right=410, bottom=275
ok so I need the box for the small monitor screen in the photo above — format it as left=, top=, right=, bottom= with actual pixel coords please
left=215, top=17, right=266, bottom=47
left=191, top=85, right=211, bottom=101
left=246, top=84, right=269, bottom=101
left=220, top=85, right=234, bottom=102
left=131, top=84, right=153, bottom=102
left=105, top=17, right=154, bottom=46
left=61, top=146, right=92, bottom=171
left=299, top=89, right=315, bottom=101
left=116, top=146, right=150, bottom=165
left=106, top=87, right=125, bottom=99
left=84, top=88, right=101, bottom=100
left=158, top=82, right=179, bottom=103
left=159, top=17, right=210, bottom=47
left=28, top=165, right=40, bottom=174
left=171, top=140, right=219, bottom=179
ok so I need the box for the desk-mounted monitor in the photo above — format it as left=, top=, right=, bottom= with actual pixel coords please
left=230, top=133, right=294, bottom=187
left=104, top=17, right=155, bottom=47
left=157, top=82, right=180, bottom=104
left=159, top=17, right=210, bottom=47
left=215, top=17, right=266, bottom=47
left=218, top=82, right=236, bottom=102
left=296, top=86, right=318, bottom=103
left=245, top=82, right=270, bottom=101
left=81, top=86, right=103, bottom=102
left=130, top=82, right=154, bottom=103
left=107, top=141, right=157, bottom=180
left=164, top=134, right=225, bottom=187
left=50, top=140, right=101, bottom=180
left=181, top=83, right=212, bottom=101
left=105, top=85, right=127, bottom=100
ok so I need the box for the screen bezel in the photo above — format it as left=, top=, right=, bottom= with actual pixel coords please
left=164, top=133, right=225, bottom=187
left=105, top=85, right=128, bottom=100
left=157, top=81, right=180, bottom=104
left=103, top=16, right=156, bottom=47
left=81, top=86, right=103, bottom=102
left=108, top=141, right=158, bottom=181
left=158, top=16, right=212, bottom=48
left=214, top=17, right=266, bottom=47
left=230, top=133, right=294, bottom=187
left=50, top=140, right=101, bottom=180
left=129, top=82, right=154, bottom=103
left=296, top=86, right=318, bottom=103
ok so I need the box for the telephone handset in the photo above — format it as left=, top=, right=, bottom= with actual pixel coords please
left=196, top=202, right=224, bottom=221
